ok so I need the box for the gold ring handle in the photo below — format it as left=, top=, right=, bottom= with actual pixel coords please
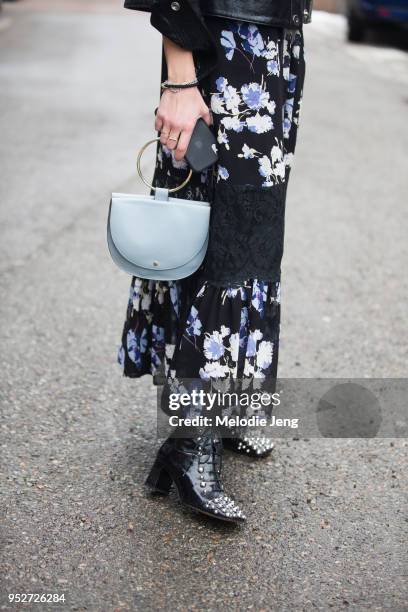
left=136, top=137, right=193, bottom=193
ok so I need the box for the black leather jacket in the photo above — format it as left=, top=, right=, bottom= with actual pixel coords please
left=124, top=0, right=313, bottom=78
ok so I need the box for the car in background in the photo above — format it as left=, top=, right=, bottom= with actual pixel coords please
left=347, top=0, right=408, bottom=41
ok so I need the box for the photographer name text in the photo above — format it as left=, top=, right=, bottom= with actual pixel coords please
left=167, top=415, right=299, bottom=429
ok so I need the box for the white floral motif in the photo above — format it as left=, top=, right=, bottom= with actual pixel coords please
left=243, top=361, right=255, bottom=377
left=265, top=99, right=276, bottom=114
left=239, top=144, right=257, bottom=159
left=223, top=85, right=241, bottom=113
left=220, top=30, right=236, bottom=60
left=220, top=325, right=231, bottom=338
left=165, top=344, right=175, bottom=360
left=258, top=138, right=286, bottom=186
left=211, top=74, right=275, bottom=145
left=217, top=166, right=229, bottom=181
left=217, top=129, right=230, bottom=150
left=258, top=155, right=273, bottom=181
left=118, top=24, right=303, bottom=398
left=261, top=39, right=278, bottom=60
left=229, top=332, right=240, bottom=362
left=162, top=144, right=188, bottom=170
left=199, top=362, right=230, bottom=379
left=132, top=278, right=153, bottom=311
left=211, top=95, right=225, bottom=115
left=256, top=340, right=274, bottom=370
left=284, top=152, right=294, bottom=169
left=246, top=112, right=273, bottom=134
left=221, top=115, right=244, bottom=132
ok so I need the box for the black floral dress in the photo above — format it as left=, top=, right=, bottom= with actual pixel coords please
left=118, top=17, right=305, bottom=411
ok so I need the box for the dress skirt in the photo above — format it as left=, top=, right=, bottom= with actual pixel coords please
left=117, top=16, right=305, bottom=412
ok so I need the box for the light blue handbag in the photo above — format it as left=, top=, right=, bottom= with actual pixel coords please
left=107, top=138, right=211, bottom=281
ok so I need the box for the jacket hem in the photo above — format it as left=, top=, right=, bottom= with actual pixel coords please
left=201, top=10, right=308, bottom=28
left=123, top=1, right=313, bottom=26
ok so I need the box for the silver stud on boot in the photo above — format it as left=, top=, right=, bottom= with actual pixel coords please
left=223, top=431, right=275, bottom=459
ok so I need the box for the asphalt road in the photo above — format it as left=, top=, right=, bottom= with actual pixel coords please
left=0, top=3, right=407, bottom=611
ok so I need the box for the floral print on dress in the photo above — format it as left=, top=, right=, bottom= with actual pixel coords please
left=221, top=23, right=281, bottom=74
left=119, top=275, right=281, bottom=389
left=209, top=24, right=304, bottom=186
left=211, top=76, right=276, bottom=147
left=189, top=280, right=279, bottom=383
left=117, top=17, right=305, bottom=409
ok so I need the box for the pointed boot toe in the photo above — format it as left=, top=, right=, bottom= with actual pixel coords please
left=145, top=428, right=246, bottom=525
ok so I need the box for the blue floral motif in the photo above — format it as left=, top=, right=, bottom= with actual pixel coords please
left=240, top=82, right=269, bottom=110
left=152, top=324, right=165, bottom=347
left=150, top=348, right=161, bottom=371
left=237, top=24, right=265, bottom=57
left=283, top=120, right=291, bottom=141
left=217, top=166, right=229, bottom=181
left=211, top=22, right=288, bottom=161
left=267, top=59, right=279, bottom=76
left=251, top=281, right=267, bottom=317
left=287, top=74, right=297, bottom=94
left=150, top=325, right=165, bottom=371
left=239, top=306, right=249, bottom=348
left=118, top=21, right=303, bottom=393
left=216, top=76, right=228, bottom=92
left=127, top=328, right=148, bottom=368
left=169, top=282, right=180, bottom=318
left=246, top=330, right=259, bottom=358
left=120, top=275, right=283, bottom=387
left=220, top=30, right=236, bottom=60
left=220, top=22, right=281, bottom=75
left=204, top=331, right=226, bottom=360
left=186, top=305, right=202, bottom=337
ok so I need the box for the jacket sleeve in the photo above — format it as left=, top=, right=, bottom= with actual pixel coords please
left=124, top=0, right=218, bottom=80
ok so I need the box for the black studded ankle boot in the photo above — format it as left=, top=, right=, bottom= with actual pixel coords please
left=145, top=427, right=246, bottom=524
left=223, top=427, right=275, bottom=459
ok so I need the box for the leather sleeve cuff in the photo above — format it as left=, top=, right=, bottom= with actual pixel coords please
left=150, top=0, right=218, bottom=79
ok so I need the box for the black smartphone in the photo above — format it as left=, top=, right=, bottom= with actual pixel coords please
left=185, top=118, right=218, bottom=172
left=153, top=109, right=218, bottom=172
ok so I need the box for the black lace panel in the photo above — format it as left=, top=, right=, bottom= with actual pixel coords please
left=198, top=182, right=286, bottom=286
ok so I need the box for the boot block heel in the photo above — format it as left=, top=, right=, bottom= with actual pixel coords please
left=145, top=460, right=172, bottom=495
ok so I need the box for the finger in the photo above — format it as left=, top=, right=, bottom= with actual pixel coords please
left=160, top=122, right=170, bottom=146
left=202, top=108, right=212, bottom=127
left=166, top=129, right=181, bottom=150
left=174, top=129, right=193, bottom=161
left=155, top=115, right=163, bottom=132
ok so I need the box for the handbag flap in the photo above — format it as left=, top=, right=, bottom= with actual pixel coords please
left=109, top=193, right=210, bottom=272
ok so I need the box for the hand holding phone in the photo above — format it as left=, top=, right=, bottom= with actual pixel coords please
left=184, top=118, right=219, bottom=172
left=154, top=108, right=218, bottom=173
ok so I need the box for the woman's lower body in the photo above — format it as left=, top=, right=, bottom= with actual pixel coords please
left=118, top=17, right=306, bottom=522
